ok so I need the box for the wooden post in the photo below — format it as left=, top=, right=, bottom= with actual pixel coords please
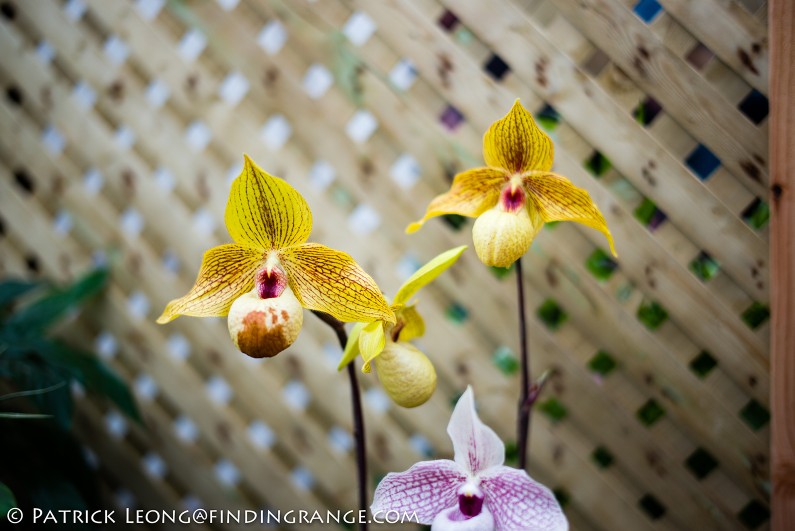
left=770, top=0, right=795, bottom=529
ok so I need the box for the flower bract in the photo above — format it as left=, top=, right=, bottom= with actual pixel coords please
left=157, top=155, right=394, bottom=358
left=338, top=245, right=467, bottom=407
left=371, top=386, right=568, bottom=531
left=408, top=100, right=616, bottom=267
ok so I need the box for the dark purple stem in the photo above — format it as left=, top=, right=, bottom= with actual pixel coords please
left=516, top=258, right=532, bottom=471
left=311, top=311, right=368, bottom=531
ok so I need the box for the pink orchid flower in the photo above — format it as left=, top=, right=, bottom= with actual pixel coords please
left=371, top=387, right=568, bottom=530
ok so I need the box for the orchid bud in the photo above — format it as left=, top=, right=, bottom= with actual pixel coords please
left=374, top=342, right=436, bottom=408
left=227, top=288, right=303, bottom=358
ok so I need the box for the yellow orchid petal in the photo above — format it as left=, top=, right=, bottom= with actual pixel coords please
left=157, top=244, right=264, bottom=323
left=279, top=243, right=395, bottom=323
left=338, top=322, right=366, bottom=371
left=483, top=99, right=554, bottom=174
left=393, top=245, right=467, bottom=306
left=396, top=304, right=425, bottom=343
left=406, top=168, right=507, bottom=233
left=225, top=155, right=312, bottom=250
left=360, top=321, right=386, bottom=374
left=525, top=172, right=617, bottom=257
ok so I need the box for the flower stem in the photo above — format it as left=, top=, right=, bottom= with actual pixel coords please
left=311, top=311, right=368, bottom=531
left=515, top=258, right=531, bottom=471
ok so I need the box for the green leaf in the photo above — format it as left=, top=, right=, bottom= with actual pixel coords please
left=3, top=268, right=108, bottom=337
left=634, top=197, right=658, bottom=226
left=0, top=355, right=74, bottom=429
left=0, top=482, right=16, bottom=518
left=492, top=346, right=519, bottom=375
left=0, top=381, right=67, bottom=402
left=35, top=340, right=141, bottom=423
left=394, top=245, right=467, bottom=305
left=637, top=300, right=669, bottom=330
left=441, top=214, right=468, bottom=231
left=0, top=412, right=53, bottom=419
left=359, top=321, right=386, bottom=373
left=338, top=322, right=365, bottom=371
left=538, top=397, right=568, bottom=422
left=585, top=248, right=618, bottom=281
left=584, top=151, right=612, bottom=177
left=0, top=278, right=46, bottom=310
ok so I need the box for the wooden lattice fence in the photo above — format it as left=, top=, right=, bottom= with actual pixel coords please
left=0, top=0, right=775, bottom=529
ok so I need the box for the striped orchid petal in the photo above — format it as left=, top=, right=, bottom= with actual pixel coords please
left=371, top=460, right=466, bottom=524
left=279, top=243, right=394, bottom=324
left=480, top=467, right=568, bottom=531
left=157, top=244, right=264, bottom=323
left=225, top=155, right=313, bottom=250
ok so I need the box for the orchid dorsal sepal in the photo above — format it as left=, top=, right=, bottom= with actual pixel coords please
left=371, top=386, right=569, bottom=530
left=393, top=245, right=468, bottom=306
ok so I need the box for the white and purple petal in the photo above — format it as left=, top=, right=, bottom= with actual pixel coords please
left=371, top=459, right=467, bottom=524
left=431, top=505, right=495, bottom=531
left=448, top=386, right=504, bottom=475
left=479, top=466, right=568, bottom=531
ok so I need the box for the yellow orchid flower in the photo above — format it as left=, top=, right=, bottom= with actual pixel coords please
left=338, top=245, right=467, bottom=408
left=158, top=155, right=394, bottom=358
left=408, top=100, right=616, bottom=267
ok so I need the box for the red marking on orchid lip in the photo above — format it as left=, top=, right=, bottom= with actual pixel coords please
left=256, top=267, right=287, bottom=299
left=500, top=184, right=526, bottom=213
left=458, top=492, right=484, bottom=518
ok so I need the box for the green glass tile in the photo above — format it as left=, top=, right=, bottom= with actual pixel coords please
left=634, top=197, right=658, bottom=225
left=616, top=282, right=634, bottom=302
left=537, top=299, right=567, bottom=330
left=538, top=397, right=568, bottom=422
left=586, top=248, right=618, bottom=281
left=584, top=151, right=613, bottom=177
left=330, top=185, right=354, bottom=208
left=536, top=105, right=560, bottom=132
left=445, top=302, right=468, bottom=324
left=504, top=440, right=519, bottom=467
left=689, top=252, right=720, bottom=281
left=689, top=351, right=718, bottom=379
left=639, top=494, right=666, bottom=520
left=637, top=399, right=666, bottom=427
left=592, top=446, right=614, bottom=468
left=489, top=263, right=514, bottom=280
left=685, top=447, right=719, bottom=479
left=449, top=391, right=465, bottom=410
left=552, top=488, right=571, bottom=508
left=441, top=214, right=467, bottom=231
left=742, top=199, right=770, bottom=230
left=737, top=499, right=769, bottom=529
left=739, top=399, right=770, bottom=431
left=454, top=28, right=474, bottom=45
left=637, top=300, right=668, bottom=330
left=493, top=346, right=519, bottom=375
left=588, top=350, right=617, bottom=376
left=741, top=301, right=770, bottom=329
